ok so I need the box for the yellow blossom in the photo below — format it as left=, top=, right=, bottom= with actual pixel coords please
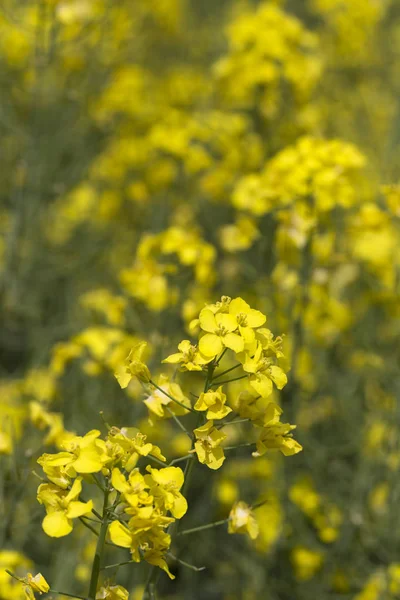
left=37, top=477, right=93, bottom=538
left=194, top=386, right=232, bottom=420
left=21, top=573, right=50, bottom=599
left=193, top=420, right=227, bottom=470
left=163, top=339, right=211, bottom=371
left=198, top=308, right=244, bottom=357
left=115, top=342, right=151, bottom=387
left=228, top=501, right=259, bottom=540
left=253, top=403, right=302, bottom=457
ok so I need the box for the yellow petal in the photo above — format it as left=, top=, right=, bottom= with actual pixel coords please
left=172, top=493, right=188, bottom=519
left=223, top=333, right=244, bottom=353
left=199, top=309, right=217, bottom=333
left=42, top=511, right=72, bottom=538
left=250, top=374, right=273, bottom=398
left=66, top=500, right=93, bottom=519
left=114, top=366, right=132, bottom=389
left=229, top=297, right=250, bottom=315
left=199, top=333, right=223, bottom=357
left=108, top=521, right=132, bottom=548
left=216, top=313, right=238, bottom=332
left=269, top=366, right=287, bottom=390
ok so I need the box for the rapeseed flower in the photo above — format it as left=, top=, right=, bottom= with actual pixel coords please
left=21, top=573, right=50, bottom=599
left=193, top=420, right=227, bottom=470
left=37, top=477, right=93, bottom=537
left=228, top=501, right=259, bottom=540
left=194, top=386, right=232, bottom=420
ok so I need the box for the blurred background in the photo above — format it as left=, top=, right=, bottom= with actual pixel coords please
left=1, top=0, right=400, bottom=598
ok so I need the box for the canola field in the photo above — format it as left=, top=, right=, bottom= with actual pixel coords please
left=1, top=1, right=400, bottom=599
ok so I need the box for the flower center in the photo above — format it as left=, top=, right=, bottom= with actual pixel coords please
left=237, top=312, right=248, bottom=326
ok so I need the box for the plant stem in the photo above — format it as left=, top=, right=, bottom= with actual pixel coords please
left=210, top=375, right=248, bottom=387
left=165, top=406, right=193, bottom=439
left=102, top=559, right=135, bottom=570
left=150, top=380, right=195, bottom=413
left=224, top=442, right=255, bottom=451
left=178, top=518, right=229, bottom=536
left=213, top=363, right=241, bottom=380
left=169, top=454, right=193, bottom=466
left=168, top=553, right=206, bottom=572
left=79, top=516, right=100, bottom=537
left=88, top=481, right=110, bottom=599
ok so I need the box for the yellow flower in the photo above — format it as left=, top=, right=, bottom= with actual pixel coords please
left=22, top=573, right=50, bottom=599
left=107, top=427, right=166, bottom=471
left=194, top=386, right=232, bottom=420
left=193, top=420, right=227, bottom=470
left=241, top=343, right=287, bottom=397
left=108, top=522, right=175, bottom=579
left=37, top=477, right=93, bottom=537
left=145, top=466, right=188, bottom=519
left=115, top=342, right=151, bottom=387
left=228, top=297, right=266, bottom=344
left=228, top=501, right=259, bottom=540
left=96, top=583, right=129, bottom=599
left=38, top=430, right=108, bottom=474
left=253, top=403, right=302, bottom=457
left=198, top=308, right=244, bottom=357
left=162, top=339, right=211, bottom=371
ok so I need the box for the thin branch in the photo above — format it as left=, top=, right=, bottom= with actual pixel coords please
left=210, top=375, right=248, bottom=387
left=178, top=518, right=229, bottom=536
left=165, top=406, right=193, bottom=439
left=168, top=553, right=206, bottom=572
left=79, top=517, right=100, bottom=537
left=169, top=454, right=193, bottom=466
left=213, top=363, right=242, bottom=381
left=150, top=380, right=195, bottom=413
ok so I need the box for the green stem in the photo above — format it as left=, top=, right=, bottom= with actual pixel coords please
left=165, top=406, right=193, bottom=439
left=88, top=482, right=110, bottom=599
left=210, top=375, right=247, bottom=387
left=224, top=442, right=255, bottom=451
left=213, top=363, right=241, bottom=380
left=150, top=380, right=195, bottom=413
left=102, top=559, right=135, bottom=570
left=168, top=553, right=206, bottom=572
left=217, top=418, right=250, bottom=429
left=79, top=516, right=100, bottom=537
left=177, top=518, right=229, bottom=536
left=169, top=454, right=193, bottom=466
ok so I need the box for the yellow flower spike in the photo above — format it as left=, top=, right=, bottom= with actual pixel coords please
left=115, top=342, right=151, bottom=388
left=145, top=466, right=188, bottom=519
left=96, top=583, right=129, bottom=600
left=37, top=477, right=93, bottom=538
left=22, top=573, right=50, bottom=599
left=198, top=309, right=244, bottom=357
left=193, top=420, right=227, bottom=470
left=194, top=386, right=232, bottom=420
left=253, top=403, right=302, bottom=457
left=228, top=501, right=259, bottom=540
left=162, top=339, right=211, bottom=371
